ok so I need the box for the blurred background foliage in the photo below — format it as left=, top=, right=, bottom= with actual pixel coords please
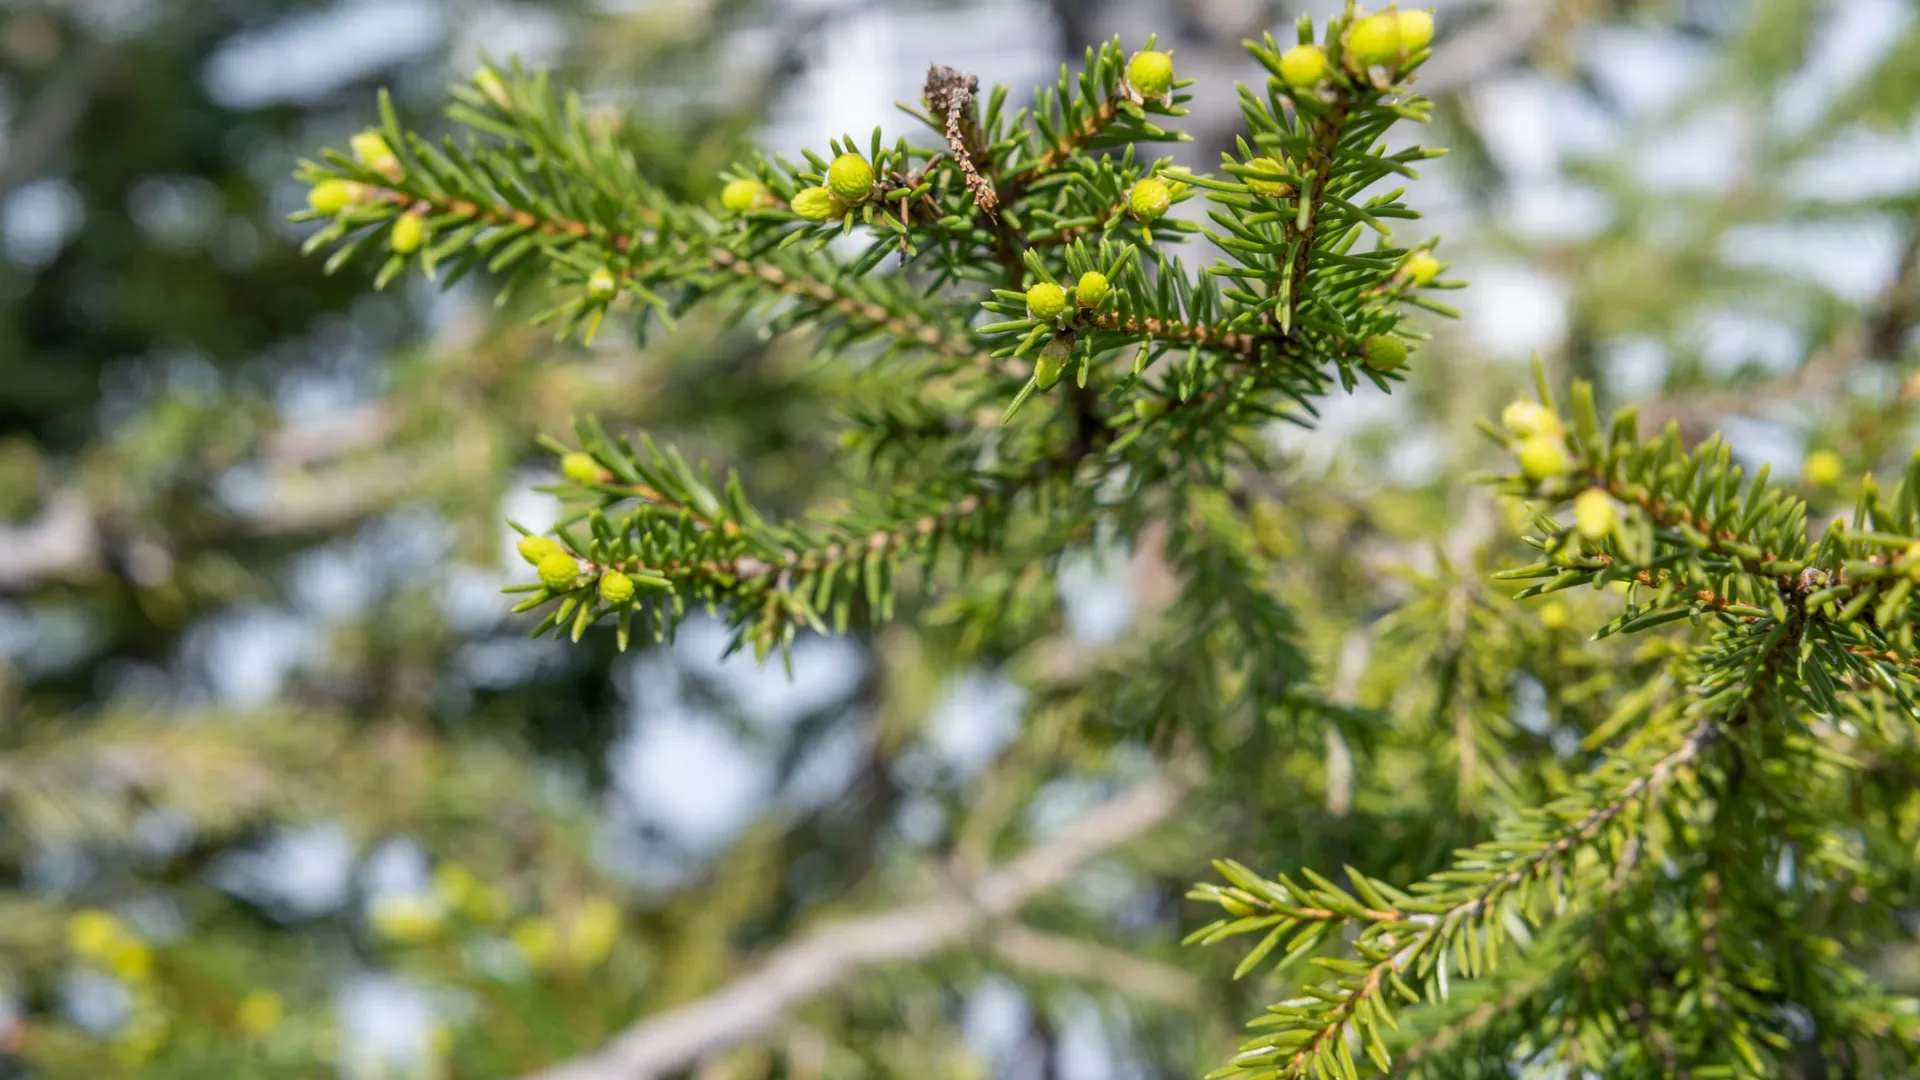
left=1, top=0, right=1917, bottom=1077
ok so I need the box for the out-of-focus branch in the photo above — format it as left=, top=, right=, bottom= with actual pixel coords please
left=1641, top=205, right=1920, bottom=440
left=0, top=491, right=100, bottom=590
left=0, top=43, right=116, bottom=200
left=1418, top=0, right=1558, bottom=96
left=1863, top=206, right=1920, bottom=364
left=990, top=924, right=1201, bottom=1006
left=525, top=775, right=1185, bottom=1080
left=262, top=403, right=397, bottom=466
left=0, top=324, right=661, bottom=596
left=0, top=452, right=420, bottom=595
left=1181, top=0, right=1558, bottom=177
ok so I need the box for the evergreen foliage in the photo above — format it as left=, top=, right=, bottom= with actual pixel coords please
left=296, top=21, right=1455, bottom=672
left=9, top=0, right=1920, bottom=1076
left=281, top=2, right=1920, bottom=1075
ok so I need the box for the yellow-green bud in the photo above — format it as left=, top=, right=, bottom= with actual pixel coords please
left=598, top=570, right=635, bottom=604
left=67, top=909, right=125, bottom=960
left=587, top=268, right=618, bottom=299
left=537, top=551, right=581, bottom=592
left=235, top=991, right=285, bottom=1038
left=791, top=186, right=839, bottom=222
left=1502, top=401, right=1560, bottom=439
left=561, top=452, right=601, bottom=484
left=350, top=132, right=391, bottom=163
left=517, top=535, right=562, bottom=565
left=475, top=68, right=511, bottom=108
left=1126, top=50, right=1175, bottom=98
left=389, top=212, right=426, bottom=254
left=1803, top=449, right=1844, bottom=488
left=1397, top=9, right=1435, bottom=52
left=1517, top=435, right=1570, bottom=480
left=1361, top=334, right=1407, bottom=371
left=1134, top=397, right=1166, bottom=422
left=351, top=131, right=402, bottom=178
left=1346, top=14, right=1403, bottom=67
left=1279, top=45, right=1329, bottom=89
left=1245, top=156, right=1291, bottom=197
left=1026, top=281, right=1070, bottom=321
left=307, top=179, right=364, bottom=215
left=721, top=178, right=769, bottom=213
left=826, top=154, right=875, bottom=204
left=1402, top=251, right=1442, bottom=286
left=1075, top=271, right=1111, bottom=307
left=1034, top=340, right=1069, bottom=390
left=1573, top=489, right=1617, bottom=539
left=1129, top=178, right=1172, bottom=223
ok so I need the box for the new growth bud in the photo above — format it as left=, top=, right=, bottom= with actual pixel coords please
left=538, top=551, right=582, bottom=592
left=598, top=570, right=635, bottom=604
left=351, top=132, right=403, bottom=180
left=1279, top=45, right=1329, bottom=89
left=475, top=68, right=511, bottom=108
left=1397, top=9, right=1435, bottom=52
left=307, top=179, right=365, bottom=215
left=1345, top=14, right=1403, bottom=67
left=1075, top=271, right=1111, bottom=308
left=1573, top=489, right=1617, bottom=539
left=1402, top=251, right=1442, bottom=286
left=561, top=452, right=601, bottom=484
left=1026, top=281, right=1070, bottom=321
left=1804, top=449, right=1844, bottom=488
left=1502, top=401, right=1560, bottom=439
left=1245, top=156, right=1291, bottom=197
left=791, top=187, right=839, bottom=222
left=587, top=268, right=618, bottom=299
left=517, top=536, right=562, bottom=565
left=1518, top=436, right=1570, bottom=480
left=1126, top=50, right=1175, bottom=99
left=389, top=212, right=426, bottom=254
left=1361, top=334, right=1408, bottom=371
left=827, top=154, right=876, bottom=204
left=1129, top=178, right=1172, bottom=223
left=721, top=178, right=770, bottom=213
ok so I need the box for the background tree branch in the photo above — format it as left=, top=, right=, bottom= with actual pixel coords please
left=525, top=774, right=1186, bottom=1080
left=0, top=42, right=116, bottom=200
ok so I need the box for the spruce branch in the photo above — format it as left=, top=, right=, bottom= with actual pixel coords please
left=514, top=423, right=1094, bottom=656
left=1189, top=699, right=1722, bottom=1080
left=308, top=156, right=972, bottom=359
left=1489, top=378, right=1920, bottom=641
left=293, top=13, right=1458, bottom=661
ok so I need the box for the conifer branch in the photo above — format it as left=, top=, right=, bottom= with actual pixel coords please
left=1490, top=376, right=1920, bottom=722
left=0, top=42, right=117, bottom=200
left=294, top=29, right=1453, bottom=664
left=338, top=177, right=973, bottom=361
left=1086, top=312, right=1268, bottom=356
left=518, top=427, right=1093, bottom=655
left=1190, top=682, right=1733, bottom=1079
